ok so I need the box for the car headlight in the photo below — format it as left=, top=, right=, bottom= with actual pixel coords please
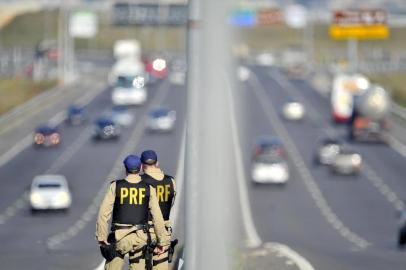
left=56, top=192, right=70, bottom=204
left=30, top=193, right=42, bottom=204
left=351, top=154, right=362, bottom=166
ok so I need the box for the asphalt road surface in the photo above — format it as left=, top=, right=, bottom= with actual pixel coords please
left=1, top=61, right=406, bottom=270
left=239, top=65, right=406, bottom=270
left=0, top=74, right=186, bottom=269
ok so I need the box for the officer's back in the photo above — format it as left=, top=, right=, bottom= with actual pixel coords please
left=140, top=150, right=176, bottom=222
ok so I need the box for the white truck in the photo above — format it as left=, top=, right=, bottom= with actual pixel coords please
left=113, top=39, right=141, bottom=61
left=110, top=59, right=147, bottom=106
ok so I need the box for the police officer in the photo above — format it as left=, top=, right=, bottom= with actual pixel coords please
left=140, top=150, right=176, bottom=270
left=95, top=155, right=170, bottom=270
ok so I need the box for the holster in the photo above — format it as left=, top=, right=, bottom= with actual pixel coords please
left=168, top=239, right=178, bottom=263
left=99, top=233, right=124, bottom=261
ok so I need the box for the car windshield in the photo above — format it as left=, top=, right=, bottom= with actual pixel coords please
left=37, top=183, right=61, bottom=189
left=116, top=75, right=135, bottom=88
left=255, top=154, right=283, bottom=164
left=150, top=109, right=169, bottom=118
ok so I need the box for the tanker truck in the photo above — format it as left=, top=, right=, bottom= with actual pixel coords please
left=349, top=84, right=390, bottom=143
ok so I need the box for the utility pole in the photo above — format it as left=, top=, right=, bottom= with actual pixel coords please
left=184, top=0, right=235, bottom=269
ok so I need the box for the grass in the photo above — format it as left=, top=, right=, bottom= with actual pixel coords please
left=0, top=9, right=186, bottom=51
left=0, top=78, right=56, bottom=115
left=368, top=72, right=406, bottom=107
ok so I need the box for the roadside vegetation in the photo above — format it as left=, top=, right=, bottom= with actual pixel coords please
left=0, top=9, right=186, bottom=51
left=0, top=78, right=56, bottom=115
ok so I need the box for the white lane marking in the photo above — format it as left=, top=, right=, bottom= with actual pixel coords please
left=264, top=242, right=315, bottom=270
left=363, top=163, right=404, bottom=212
left=0, top=192, right=29, bottom=225
left=0, top=135, right=32, bottom=168
left=94, top=259, right=105, bottom=270
left=170, top=127, right=186, bottom=227
left=48, top=80, right=172, bottom=250
left=0, top=80, right=105, bottom=169
left=273, top=70, right=405, bottom=213
left=225, top=78, right=262, bottom=248
left=388, top=134, right=406, bottom=159
left=250, top=71, right=371, bottom=249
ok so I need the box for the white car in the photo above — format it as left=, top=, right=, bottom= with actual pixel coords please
left=255, top=53, right=275, bottom=66
left=147, top=108, right=176, bottom=132
left=112, top=75, right=147, bottom=106
left=330, top=149, right=362, bottom=175
left=104, top=107, right=134, bottom=127
left=282, top=102, right=305, bottom=121
left=30, top=175, right=72, bottom=212
left=251, top=155, right=289, bottom=184
left=315, top=138, right=342, bottom=165
left=169, top=71, right=186, bottom=85
left=237, top=66, right=250, bottom=82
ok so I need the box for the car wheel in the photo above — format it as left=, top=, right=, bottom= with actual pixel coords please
left=31, top=208, right=38, bottom=215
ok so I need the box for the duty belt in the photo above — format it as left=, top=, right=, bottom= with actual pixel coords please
left=111, top=224, right=146, bottom=231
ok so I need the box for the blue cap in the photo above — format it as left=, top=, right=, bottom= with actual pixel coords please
left=141, top=150, right=158, bottom=165
left=123, top=155, right=141, bottom=173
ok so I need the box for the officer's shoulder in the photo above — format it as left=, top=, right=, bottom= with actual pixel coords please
left=164, top=174, right=174, bottom=180
left=110, top=179, right=122, bottom=184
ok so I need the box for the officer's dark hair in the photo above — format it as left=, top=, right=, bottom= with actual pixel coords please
left=126, top=168, right=140, bottom=174
left=142, top=159, right=157, bottom=166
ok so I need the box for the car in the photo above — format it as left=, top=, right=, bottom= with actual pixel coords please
left=251, top=154, right=289, bottom=184
left=147, top=108, right=176, bottom=132
left=237, top=66, right=250, bottom=82
left=255, top=52, right=275, bottom=66
left=66, top=105, right=87, bottom=125
left=104, top=106, right=134, bottom=128
left=112, top=75, right=147, bottom=106
left=398, top=209, right=406, bottom=249
left=252, top=136, right=285, bottom=160
left=282, top=101, right=305, bottom=121
left=169, top=71, right=186, bottom=85
left=315, top=137, right=342, bottom=165
left=30, top=174, right=72, bottom=212
left=34, top=125, right=61, bottom=147
left=330, top=148, right=362, bottom=175
left=93, top=117, right=121, bottom=140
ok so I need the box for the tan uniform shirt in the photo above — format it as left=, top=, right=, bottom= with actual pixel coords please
left=143, top=166, right=176, bottom=225
left=95, top=174, right=169, bottom=246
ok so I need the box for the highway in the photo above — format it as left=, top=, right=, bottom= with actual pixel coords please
left=1, top=60, right=406, bottom=270
left=0, top=72, right=186, bottom=269
left=240, top=65, right=406, bottom=270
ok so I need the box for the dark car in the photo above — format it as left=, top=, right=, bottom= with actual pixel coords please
left=34, top=125, right=61, bottom=147
left=399, top=210, right=406, bottom=249
left=93, top=117, right=121, bottom=140
left=66, top=105, right=87, bottom=126
left=252, top=136, right=285, bottom=160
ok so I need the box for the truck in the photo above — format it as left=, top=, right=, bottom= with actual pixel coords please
left=113, top=39, right=141, bottom=61
left=349, top=85, right=390, bottom=143
left=331, top=74, right=369, bottom=123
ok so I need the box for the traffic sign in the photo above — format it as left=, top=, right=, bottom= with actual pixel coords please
left=230, top=9, right=256, bottom=27
left=330, top=10, right=389, bottom=40
left=256, top=8, right=284, bottom=26
left=69, top=11, right=98, bottom=38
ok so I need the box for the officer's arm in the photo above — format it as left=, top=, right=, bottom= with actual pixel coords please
left=171, top=178, right=177, bottom=207
left=149, top=186, right=170, bottom=246
left=95, top=182, right=116, bottom=242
